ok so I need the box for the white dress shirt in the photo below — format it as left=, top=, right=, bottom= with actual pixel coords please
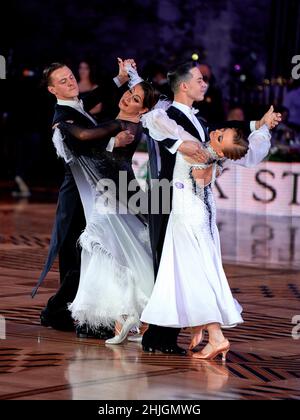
left=167, top=101, right=206, bottom=154
left=57, top=98, right=115, bottom=152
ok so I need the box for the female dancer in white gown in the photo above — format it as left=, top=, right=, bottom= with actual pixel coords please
left=55, top=67, right=159, bottom=344
left=141, top=108, right=272, bottom=360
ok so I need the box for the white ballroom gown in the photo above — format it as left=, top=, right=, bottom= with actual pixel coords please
left=141, top=151, right=244, bottom=328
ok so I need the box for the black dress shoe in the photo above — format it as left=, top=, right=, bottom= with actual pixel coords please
left=40, top=309, right=75, bottom=332
left=141, top=326, right=160, bottom=352
left=160, top=344, right=187, bottom=356
left=40, top=313, right=51, bottom=327
left=142, top=345, right=156, bottom=353
left=76, top=324, right=114, bottom=340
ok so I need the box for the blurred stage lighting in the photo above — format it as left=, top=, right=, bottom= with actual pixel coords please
left=22, top=69, right=35, bottom=77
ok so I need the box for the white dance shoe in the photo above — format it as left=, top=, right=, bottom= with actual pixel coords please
left=105, top=316, right=139, bottom=345
left=127, top=334, right=143, bottom=343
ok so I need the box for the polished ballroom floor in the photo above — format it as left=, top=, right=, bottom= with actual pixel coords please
left=0, top=198, right=300, bottom=400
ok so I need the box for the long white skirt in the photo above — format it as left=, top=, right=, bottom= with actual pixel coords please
left=69, top=209, right=154, bottom=329
left=141, top=154, right=243, bottom=328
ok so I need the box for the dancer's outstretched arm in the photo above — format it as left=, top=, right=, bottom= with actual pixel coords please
left=58, top=120, right=121, bottom=141
left=58, top=120, right=134, bottom=148
left=142, top=108, right=208, bottom=163
left=221, top=106, right=281, bottom=168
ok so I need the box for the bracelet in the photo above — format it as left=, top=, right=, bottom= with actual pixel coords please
left=191, top=163, right=210, bottom=170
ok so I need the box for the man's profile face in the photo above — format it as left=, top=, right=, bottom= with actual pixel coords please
left=185, top=67, right=207, bottom=102
left=48, top=66, right=79, bottom=100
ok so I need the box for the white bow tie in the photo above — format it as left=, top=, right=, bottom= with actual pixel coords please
left=190, top=107, right=199, bottom=115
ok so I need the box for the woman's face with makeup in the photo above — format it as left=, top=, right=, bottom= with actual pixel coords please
left=118, top=84, right=146, bottom=115
left=210, top=128, right=236, bottom=151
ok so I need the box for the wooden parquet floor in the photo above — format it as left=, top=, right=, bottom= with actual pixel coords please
left=0, top=201, right=300, bottom=400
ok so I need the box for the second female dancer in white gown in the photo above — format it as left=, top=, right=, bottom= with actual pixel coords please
left=141, top=108, right=272, bottom=360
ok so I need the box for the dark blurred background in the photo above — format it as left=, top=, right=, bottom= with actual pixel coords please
left=0, top=0, right=300, bottom=197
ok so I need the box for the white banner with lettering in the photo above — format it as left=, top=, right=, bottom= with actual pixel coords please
left=133, top=153, right=300, bottom=217
left=212, top=161, right=300, bottom=217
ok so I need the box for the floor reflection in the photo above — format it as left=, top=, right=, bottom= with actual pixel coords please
left=65, top=344, right=231, bottom=400
left=66, top=345, right=150, bottom=400
left=218, top=210, right=300, bottom=269
left=191, top=359, right=230, bottom=392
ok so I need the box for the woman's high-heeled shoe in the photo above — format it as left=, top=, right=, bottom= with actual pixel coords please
left=105, top=316, right=139, bottom=345
left=192, top=340, right=230, bottom=361
left=189, top=327, right=205, bottom=350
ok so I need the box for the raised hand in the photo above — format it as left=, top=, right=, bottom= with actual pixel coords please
left=117, top=57, right=137, bottom=83
left=114, top=130, right=135, bottom=148
left=123, top=58, right=137, bottom=71
left=257, top=105, right=282, bottom=130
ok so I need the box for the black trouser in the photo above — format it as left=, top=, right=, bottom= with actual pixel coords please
left=144, top=186, right=181, bottom=348
left=39, top=167, right=85, bottom=328
left=142, top=324, right=181, bottom=348
left=44, top=197, right=85, bottom=325
left=46, top=189, right=85, bottom=322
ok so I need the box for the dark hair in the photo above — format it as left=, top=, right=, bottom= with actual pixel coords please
left=78, top=59, right=98, bottom=85
left=222, top=128, right=249, bottom=160
left=167, top=61, right=195, bottom=93
left=42, top=62, right=66, bottom=87
left=139, top=81, right=160, bottom=110
left=276, top=105, right=289, bottom=114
